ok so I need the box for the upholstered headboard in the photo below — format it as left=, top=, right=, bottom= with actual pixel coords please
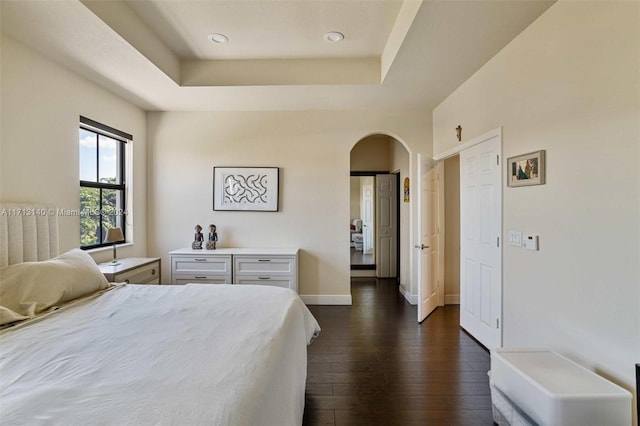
left=0, top=203, right=59, bottom=267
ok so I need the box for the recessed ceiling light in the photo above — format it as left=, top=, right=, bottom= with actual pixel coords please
left=208, top=33, right=228, bottom=44
left=323, top=31, right=344, bottom=43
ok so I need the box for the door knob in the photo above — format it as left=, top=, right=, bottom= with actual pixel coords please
left=414, top=244, right=429, bottom=250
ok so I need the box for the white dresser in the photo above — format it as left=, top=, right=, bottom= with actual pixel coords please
left=169, top=248, right=299, bottom=292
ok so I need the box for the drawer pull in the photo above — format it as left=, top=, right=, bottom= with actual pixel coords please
left=258, top=277, right=270, bottom=280
left=194, top=259, right=207, bottom=262
left=258, top=259, right=271, bottom=262
left=151, top=269, right=156, bottom=275
left=195, top=276, right=207, bottom=279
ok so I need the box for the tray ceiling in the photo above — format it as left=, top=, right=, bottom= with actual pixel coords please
left=0, top=0, right=555, bottom=111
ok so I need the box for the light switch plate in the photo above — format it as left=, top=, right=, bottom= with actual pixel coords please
left=509, top=231, right=522, bottom=247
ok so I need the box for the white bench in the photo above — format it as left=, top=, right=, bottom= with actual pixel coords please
left=490, top=348, right=632, bottom=426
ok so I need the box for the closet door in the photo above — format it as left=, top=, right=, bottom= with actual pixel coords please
left=376, top=174, right=397, bottom=278
left=459, top=135, right=502, bottom=349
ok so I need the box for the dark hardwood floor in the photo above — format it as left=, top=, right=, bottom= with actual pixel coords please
left=303, top=277, right=494, bottom=426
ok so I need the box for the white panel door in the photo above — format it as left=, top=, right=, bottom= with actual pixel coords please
left=459, top=135, right=502, bottom=349
left=361, top=183, right=374, bottom=255
left=417, top=154, right=439, bottom=322
left=376, top=174, right=397, bottom=278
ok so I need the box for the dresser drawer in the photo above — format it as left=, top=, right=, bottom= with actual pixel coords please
left=173, top=276, right=231, bottom=285
left=233, top=255, right=296, bottom=276
left=114, top=261, right=160, bottom=284
left=235, top=276, right=294, bottom=289
left=171, top=255, right=232, bottom=275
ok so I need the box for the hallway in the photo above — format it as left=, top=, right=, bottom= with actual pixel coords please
left=303, top=278, right=494, bottom=426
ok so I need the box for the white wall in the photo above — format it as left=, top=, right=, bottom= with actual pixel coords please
left=443, top=155, right=460, bottom=304
left=0, top=35, right=148, bottom=263
left=391, top=140, right=411, bottom=291
left=350, top=135, right=392, bottom=172
left=147, top=111, right=430, bottom=302
left=433, top=1, right=639, bottom=419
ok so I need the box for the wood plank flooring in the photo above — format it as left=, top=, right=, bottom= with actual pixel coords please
left=303, top=277, right=494, bottom=426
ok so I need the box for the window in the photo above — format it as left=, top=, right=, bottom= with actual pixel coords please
left=79, top=116, right=130, bottom=249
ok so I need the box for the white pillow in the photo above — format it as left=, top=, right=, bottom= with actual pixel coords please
left=0, top=249, right=108, bottom=325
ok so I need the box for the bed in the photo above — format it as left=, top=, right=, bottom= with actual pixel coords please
left=0, top=203, right=320, bottom=425
left=350, top=219, right=363, bottom=251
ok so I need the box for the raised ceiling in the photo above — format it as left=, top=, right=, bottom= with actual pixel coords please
left=123, top=0, right=404, bottom=60
left=0, top=0, right=555, bottom=111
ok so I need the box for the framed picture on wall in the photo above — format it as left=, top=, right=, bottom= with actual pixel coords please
left=213, top=167, right=279, bottom=211
left=507, top=150, right=546, bottom=187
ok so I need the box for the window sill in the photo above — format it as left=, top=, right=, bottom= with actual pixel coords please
left=85, top=242, right=134, bottom=254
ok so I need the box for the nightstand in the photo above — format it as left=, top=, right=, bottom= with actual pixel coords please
left=98, top=257, right=161, bottom=284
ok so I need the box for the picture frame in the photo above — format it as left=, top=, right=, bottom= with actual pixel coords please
left=507, top=150, right=546, bottom=187
left=213, top=167, right=279, bottom=211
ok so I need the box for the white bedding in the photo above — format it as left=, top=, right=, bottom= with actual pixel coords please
left=0, top=284, right=320, bottom=426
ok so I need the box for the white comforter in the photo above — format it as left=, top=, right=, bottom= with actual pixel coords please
left=0, top=284, right=320, bottom=426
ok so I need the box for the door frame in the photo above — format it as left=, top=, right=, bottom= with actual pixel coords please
left=394, top=170, right=401, bottom=285
left=433, top=127, right=503, bottom=162
left=350, top=171, right=388, bottom=272
left=437, top=162, right=446, bottom=306
left=433, top=127, right=503, bottom=348
left=350, top=171, right=400, bottom=279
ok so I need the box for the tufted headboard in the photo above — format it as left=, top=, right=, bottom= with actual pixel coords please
left=0, top=203, right=59, bottom=267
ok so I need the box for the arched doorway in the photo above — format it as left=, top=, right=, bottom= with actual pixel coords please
left=349, top=134, right=410, bottom=284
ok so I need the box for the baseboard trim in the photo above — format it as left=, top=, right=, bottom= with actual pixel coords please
left=399, top=285, right=417, bottom=305
left=300, top=294, right=353, bottom=305
left=445, top=294, right=460, bottom=305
